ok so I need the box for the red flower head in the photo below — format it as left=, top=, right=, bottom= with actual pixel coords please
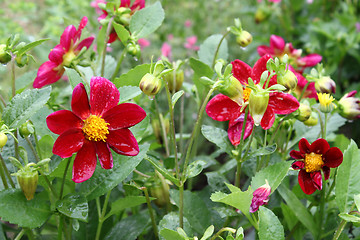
left=33, top=17, right=94, bottom=88
left=257, top=35, right=322, bottom=73
left=250, top=180, right=271, bottom=213
left=46, top=77, right=146, bottom=183
left=206, top=54, right=299, bottom=146
left=290, top=138, right=343, bottom=195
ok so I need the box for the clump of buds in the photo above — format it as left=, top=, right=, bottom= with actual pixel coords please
left=19, top=121, right=34, bottom=138
left=163, top=60, right=185, bottom=92
left=307, top=64, right=336, bottom=94
left=229, top=18, right=253, bottom=47
left=267, top=55, right=298, bottom=92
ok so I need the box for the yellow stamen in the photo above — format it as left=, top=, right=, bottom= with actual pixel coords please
left=82, top=115, right=109, bottom=142
left=317, top=92, right=334, bottom=107
left=62, top=51, right=76, bottom=67
left=243, top=87, right=252, bottom=102
left=304, top=152, right=324, bottom=173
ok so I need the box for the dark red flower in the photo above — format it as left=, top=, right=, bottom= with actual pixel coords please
left=46, top=77, right=146, bottom=183
left=290, top=138, right=343, bottom=195
left=33, top=17, right=94, bottom=88
left=206, top=55, right=299, bottom=146
left=250, top=180, right=271, bottom=213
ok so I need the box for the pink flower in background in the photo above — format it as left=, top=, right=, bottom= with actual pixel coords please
left=33, top=17, right=94, bottom=88
left=307, top=0, right=313, bottom=3
left=257, top=0, right=281, bottom=2
left=91, top=0, right=106, bottom=14
left=184, top=36, right=199, bottom=51
left=356, top=22, right=360, bottom=32
left=258, top=35, right=322, bottom=73
left=161, top=42, right=172, bottom=59
left=138, top=38, right=150, bottom=50
left=167, top=34, right=174, bottom=41
left=184, top=20, right=192, bottom=28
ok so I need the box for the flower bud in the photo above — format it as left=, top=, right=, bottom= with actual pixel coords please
left=115, top=7, right=132, bottom=26
left=150, top=182, right=170, bottom=208
left=317, top=92, right=334, bottom=113
left=15, top=54, right=29, bottom=68
left=19, top=121, right=34, bottom=138
left=0, top=133, right=8, bottom=148
left=15, top=166, right=38, bottom=200
left=303, top=111, right=318, bottom=126
left=218, top=76, right=244, bottom=105
left=250, top=180, right=271, bottom=213
left=338, top=90, right=360, bottom=120
left=249, top=89, right=269, bottom=126
left=164, top=69, right=184, bottom=92
left=296, top=103, right=312, bottom=122
left=315, top=76, right=336, bottom=94
left=236, top=31, right=253, bottom=48
left=277, top=70, right=298, bottom=91
left=126, top=42, right=141, bottom=56
left=0, top=44, right=11, bottom=64
left=151, top=117, right=170, bottom=144
left=139, top=73, right=162, bottom=96
left=255, top=7, right=270, bottom=24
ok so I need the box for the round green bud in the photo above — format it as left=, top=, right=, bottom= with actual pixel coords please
left=164, top=69, right=184, bottom=92
left=218, top=76, right=244, bottom=105
left=296, top=103, right=312, bottom=122
left=16, top=167, right=38, bottom=200
left=139, top=73, right=162, bottom=96
left=15, top=54, right=29, bottom=68
left=277, top=70, right=298, bottom=91
left=303, top=111, right=318, bottom=126
left=249, top=89, right=269, bottom=126
left=236, top=31, right=253, bottom=47
left=19, top=121, right=34, bottom=138
left=126, top=42, right=141, bottom=56
left=0, top=133, right=8, bottom=148
left=0, top=44, right=11, bottom=64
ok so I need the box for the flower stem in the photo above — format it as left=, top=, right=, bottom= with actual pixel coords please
left=154, top=98, right=170, bottom=157
left=211, top=31, right=230, bottom=69
left=11, top=60, right=20, bottom=161
left=14, top=229, right=26, bottom=240
left=179, top=184, right=184, bottom=228
left=209, top=227, right=236, bottom=240
left=73, top=65, right=90, bottom=89
left=143, top=187, right=159, bottom=239
left=0, top=156, right=9, bottom=189
left=317, top=174, right=326, bottom=240
left=101, top=17, right=114, bottom=77
left=59, top=157, right=72, bottom=199
left=110, top=48, right=127, bottom=81
left=235, top=107, right=249, bottom=188
left=0, top=153, right=15, bottom=188
left=25, top=136, right=40, bottom=162
left=95, top=191, right=111, bottom=240
left=235, top=161, right=242, bottom=189
left=298, top=82, right=310, bottom=100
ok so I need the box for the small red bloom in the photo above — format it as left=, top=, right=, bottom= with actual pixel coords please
left=290, top=138, right=343, bottom=195
left=34, top=17, right=94, bottom=88
left=250, top=180, right=271, bottom=213
left=257, top=35, right=322, bottom=73
left=206, top=55, right=299, bottom=146
left=46, top=77, right=146, bottom=183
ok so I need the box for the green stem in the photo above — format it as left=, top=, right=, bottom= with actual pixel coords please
left=0, top=153, right=15, bottom=187
left=25, top=136, right=40, bottom=162
left=0, top=157, right=8, bottom=189
left=235, top=161, right=242, bottom=188
left=11, top=61, right=19, bottom=161
left=154, top=99, right=170, bottom=157
left=59, top=157, right=72, bottom=199
left=211, top=31, right=230, bottom=68
left=14, top=229, right=26, bottom=240
left=33, top=131, right=43, bottom=160
left=179, top=93, right=185, bottom=154
left=110, top=48, right=127, bottom=81
left=73, top=65, right=90, bottom=89
left=179, top=185, right=184, bottom=228
left=57, top=216, right=63, bottom=240
left=317, top=174, right=326, bottom=240
left=95, top=191, right=111, bottom=240
left=298, top=82, right=310, bottom=100
left=143, top=187, right=159, bottom=238
left=209, top=227, right=236, bottom=240
left=332, top=202, right=356, bottom=240
left=101, top=17, right=114, bottom=77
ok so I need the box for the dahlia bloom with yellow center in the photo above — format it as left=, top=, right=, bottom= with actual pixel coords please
left=46, top=77, right=146, bottom=183
left=291, top=138, right=343, bottom=195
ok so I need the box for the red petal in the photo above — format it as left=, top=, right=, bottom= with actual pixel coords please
left=206, top=94, right=241, bottom=122
left=323, top=166, right=330, bottom=180
left=108, top=31, right=118, bottom=43
left=71, top=83, right=90, bottom=119
left=298, top=169, right=317, bottom=195
left=323, top=147, right=343, bottom=168
left=251, top=54, right=272, bottom=84
left=74, top=16, right=88, bottom=41
left=298, top=138, right=311, bottom=154
left=75, top=37, right=95, bottom=53
left=260, top=106, right=275, bottom=130
left=231, top=59, right=252, bottom=85
left=257, top=45, right=273, bottom=56
left=33, top=61, right=64, bottom=88
left=290, top=150, right=304, bottom=160
left=131, top=0, right=145, bottom=10
left=72, top=140, right=97, bottom=183
left=46, top=110, right=82, bottom=135
left=292, top=161, right=305, bottom=169
left=310, top=171, right=322, bottom=190
left=298, top=54, right=322, bottom=68
left=60, top=25, right=76, bottom=51
left=268, top=92, right=299, bottom=114
left=95, top=141, right=113, bottom=169
left=228, top=113, right=254, bottom=146
left=90, top=77, right=120, bottom=116
left=53, top=129, right=85, bottom=158
left=107, top=129, right=139, bottom=156
left=103, top=103, right=146, bottom=130
left=309, top=138, right=330, bottom=155
left=48, top=45, right=65, bottom=64
left=270, top=35, right=285, bottom=53
left=120, top=0, right=131, bottom=7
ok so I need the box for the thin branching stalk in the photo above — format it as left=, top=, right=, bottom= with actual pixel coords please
left=0, top=156, right=9, bottom=189
left=110, top=48, right=127, bottom=80
left=14, top=229, right=26, bottom=240
left=25, top=136, right=40, bottom=162
left=143, top=187, right=159, bottom=239
left=101, top=17, right=114, bottom=77
left=179, top=184, right=184, bottom=228
left=0, top=153, right=15, bottom=187
left=95, top=191, right=111, bottom=240
left=211, top=31, right=230, bottom=69
left=59, top=157, right=72, bottom=199
left=298, top=82, right=310, bottom=100
left=73, top=65, right=90, bottom=89
left=209, top=227, right=236, bottom=240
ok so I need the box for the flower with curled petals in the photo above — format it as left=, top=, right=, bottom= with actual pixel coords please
left=33, top=17, right=94, bottom=88
left=206, top=54, right=299, bottom=146
left=46, top=77, right=146, bottom=183
left=290, top=138, right=343, bottom=195
left=250, top=180, right=271, bottom=213
left=338, top=90, right=360, bottom=120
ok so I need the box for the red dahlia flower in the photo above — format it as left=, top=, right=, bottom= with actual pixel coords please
left=206, top=55, right=299, bottom=146
left=257, top=35, right=322, bottom=73
left=46, top=77, right=146, bottom=183
left=33, top=17, right=94, bottom=89
left=290, top=138, right=343, bottom=195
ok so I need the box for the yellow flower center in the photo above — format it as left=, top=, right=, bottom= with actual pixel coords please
left=317, top=93, right=334, bottom=107
left=243, top=87, right=252, bottom=102
left=62, top=50, right=76, bottom=67
left=304, top=152, right=324, bottom=173
left=82, top=115, right=109, bottom=142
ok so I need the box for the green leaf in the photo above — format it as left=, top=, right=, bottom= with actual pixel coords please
left=251, top=161, right=291, bottom=194
left=78, top=144, right=149, bottom=200
left=56, top=193, right=88, bottom=222
left=114, top=64, right=151, bottom=88
left=277, top=184, right=317, bottom=236
left=3, top=86, right=51, bottom=128
left=189, top=57, right=213, bottom=100
left=201, top=125, right=233, bottom=155
left=65, top=68, right=88, bottom=90
left=336, top=140, right=360, bottom=213
left=38, top=135, right=55, bottom=159
left=0, top=189, right=51, bottom=228
left=186, top=160, right=207, bottom=179
left=159, top=229, right=186, bottom=240
left=235, top=227, right=244, bottom=240
left=113, top=22, right=130, bottom=44
left=258, top=206, right=284, bottom=240
left=200, top=225, right=214, bottom=240
left=158, top=212, right=193, bottom=240
left=16, top=39, right=49, bottom=56
left=130, top=2, right=165, bottom=38
left=338, top=213, right=360, bottom=223
left=105, top=196, right=150, bottom=219
left=97, top=26, right=107, bottom=57
left=15, top=70, right=37, bottom=92
left=198, top=34, right=228, bottom=67
left=170, top=189, right=212, bottom=234
left=96, top=55, right=117, bottom=80
left=247, top=144, right=277, bottom=159
left=171, top=90, right=184, bottom=108
left=355, top=194, right=360, bottom=212
left=205, top=171, right=230, bottom=193
left=145, top=155, right=180, bottom=187
left=119, top=86, right=142, bottom=103
left=210, top=184, right=253, bottom=220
